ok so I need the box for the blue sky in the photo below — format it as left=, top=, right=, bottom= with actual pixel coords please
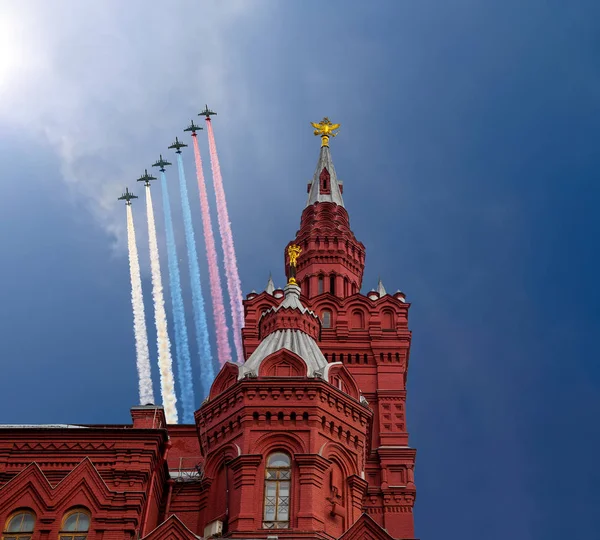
left=0, top=1, right=599, bottom=538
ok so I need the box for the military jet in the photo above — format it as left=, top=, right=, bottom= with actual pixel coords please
left=168, top=136, right=188, bottom=154
left=198, top=104, right=217, bottom=118
left=152, top=154, right=172, bottom=172
left=118, top=187, right=138, bottom=205
left=184, top=120, right=203, bottom=134
left=137, top=169, right=157, bottom=187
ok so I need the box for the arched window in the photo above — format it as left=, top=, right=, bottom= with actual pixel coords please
left=320, top=168, right=330, bottom=193
left=382, top=310, right=395, bottom=330
left=318, top=275, right=324, bottom=295
left=329, top=274, right=336, bottom=295
left=3, top=511, right=35, bottom=540
left=351, top=309, right=365, bottom=329
left=263, top=453, right=291, bottom=529
left=59, top=509, right=90, bottom=540
left=322, top=310, right=332, bottom=329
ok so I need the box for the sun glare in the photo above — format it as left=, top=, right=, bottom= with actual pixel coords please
left=0, top=16, right=23, bottom=91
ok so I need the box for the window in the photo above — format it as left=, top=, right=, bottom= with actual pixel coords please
left=59, top=510, right=90, bottom=540
left=3, top=512, right=35, bottom=540
left=322, top=310, right=332, bottom=329
left=329, top=275, right=336, bottom=295
left=351, top=309, right=365, bottom=329
left=263, top=453, right=291, bottom=529
left=318, top=276, right=324, bottom=295
left=320, top=168, right=330, bottom=193
left=382, top=310, right=395, bottom=330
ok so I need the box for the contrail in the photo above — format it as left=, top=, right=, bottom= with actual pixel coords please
left=190, top=134, right=232, bottom=368
left=159, top=170, right=196, bottom=422
left=144, top=185, right=178, bottom=424
left=205, top=118, right=244, bottom=364
left=125, top=203, right=155, bottom=406
left=175, top=153, right=215, bottom=397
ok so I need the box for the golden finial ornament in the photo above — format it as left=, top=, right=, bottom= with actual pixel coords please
left=311, top=117, right=341, bottom=147
left=287, top=244, right=302, bottom=285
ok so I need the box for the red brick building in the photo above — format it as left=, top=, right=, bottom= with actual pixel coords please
left=0, top=123, right=417, bottom=539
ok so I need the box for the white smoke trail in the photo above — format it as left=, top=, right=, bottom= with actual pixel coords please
left=145, top=185, right=178, bottom=423
left=125, top=203, right=155, bottom=405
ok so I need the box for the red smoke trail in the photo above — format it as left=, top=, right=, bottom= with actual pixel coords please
left=191, top=134, right=232, bottom=367
left=205, top=118, right=244, bottom=364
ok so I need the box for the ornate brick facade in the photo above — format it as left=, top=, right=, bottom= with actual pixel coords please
left=0, top=131, right=417, bottom=539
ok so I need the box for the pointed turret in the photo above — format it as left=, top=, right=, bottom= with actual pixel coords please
left=286, top=117, right=365, bottom=299
left=377, top=277, right=387, bottom=297
left=306, top=117, right=344, bottom=207
left=265, top=273, right=275, bottom=295
left=239, top=281, right=326, bottom=380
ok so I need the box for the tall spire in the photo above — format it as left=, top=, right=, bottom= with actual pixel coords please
left=306, top=117, right=344, bottom=208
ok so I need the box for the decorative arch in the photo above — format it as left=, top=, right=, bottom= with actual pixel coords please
left=258, top=349, right=308, bottom=378
left=203, top=443, right=241, bottom=479
left=209, top=362, right=239, bottom=399
left=322, top=441, right=360, bottom=478
left=324, top=363, right=360, bottom=400
left=253, top=431, right=306, bottom=457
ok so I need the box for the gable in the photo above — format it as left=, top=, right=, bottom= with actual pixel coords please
left=0, top=458, right=143, bottom=515
left=339, top=513, right=395, bottom=540
left=258, top=349, right=308, bottom=378
left=142, top=514, right=199, bottom=540
left=209, top=362, right=239, bottom=400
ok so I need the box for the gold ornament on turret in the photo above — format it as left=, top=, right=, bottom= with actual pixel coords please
left=311, top=117, right=341, bottom=147
left=287, top=244, right=302, bottom=285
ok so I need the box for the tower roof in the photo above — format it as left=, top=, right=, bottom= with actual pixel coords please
left=377, top=277, right=387, bottom=297
left=306, top=144, right=345, bottom=208
left=239, top=283, right=328, bottom=379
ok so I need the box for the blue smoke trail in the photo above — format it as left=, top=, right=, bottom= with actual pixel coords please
left=159, top=170, right=195, bottom=423
left=176, top=153, right=215, bottom=398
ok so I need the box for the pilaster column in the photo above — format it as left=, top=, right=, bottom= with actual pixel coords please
left=347, top=474, right=368, bottom=523
left=294, top=454, right=331, bottom=531
left=227, top=454, right=263, bottom=532
left=198, top=477, right=213, bottom=512
left=335, top=275, right=344, bottom=298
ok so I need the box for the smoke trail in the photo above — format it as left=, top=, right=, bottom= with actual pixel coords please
left=125, top=204, right=155, bottom=405
left=159, top=170, right=196, bottom=422
left=144, top=186, right=178, bottom=423
left=205, top=118, right=245, bottom=364
left=175, top=153, right=215, bottom=396
left=191, top=135, right=232, bottom=368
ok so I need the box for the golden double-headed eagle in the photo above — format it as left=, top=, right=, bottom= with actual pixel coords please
left=311, top=117, right=341, bottom=147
